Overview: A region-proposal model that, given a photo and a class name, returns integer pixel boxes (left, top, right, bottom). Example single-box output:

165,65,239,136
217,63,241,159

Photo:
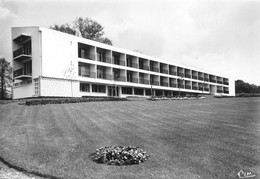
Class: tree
0,58,12,99
64,61,76,97
50,17,113,45
235,80,260,94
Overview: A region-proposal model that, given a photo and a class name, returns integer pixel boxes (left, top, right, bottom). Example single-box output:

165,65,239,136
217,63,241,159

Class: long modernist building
12,26,235,99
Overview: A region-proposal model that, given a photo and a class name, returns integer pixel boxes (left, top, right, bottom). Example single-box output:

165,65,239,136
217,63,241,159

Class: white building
12,26,235,99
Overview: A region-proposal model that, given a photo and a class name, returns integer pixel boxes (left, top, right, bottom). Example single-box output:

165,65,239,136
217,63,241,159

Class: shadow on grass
0,156,62,179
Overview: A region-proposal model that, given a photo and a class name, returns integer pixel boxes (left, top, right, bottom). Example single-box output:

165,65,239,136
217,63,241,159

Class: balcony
198,77,204,81
217,81,223,84
13,34,31,43
170,83,177,88
139,79,150,85
217,90,223,93
199,87,203,91
79,72,96,78
160,82,168,87
13,68,32,80
204,78,209,82
13,47,31,61
204,88,209,91
150,66,159,72
127,77,138,83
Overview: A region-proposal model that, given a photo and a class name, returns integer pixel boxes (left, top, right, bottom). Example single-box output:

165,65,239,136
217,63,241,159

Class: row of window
80,83,106,93
78,43,229,85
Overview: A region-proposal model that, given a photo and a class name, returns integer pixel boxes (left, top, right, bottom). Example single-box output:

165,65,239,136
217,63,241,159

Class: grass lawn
0,98,259,179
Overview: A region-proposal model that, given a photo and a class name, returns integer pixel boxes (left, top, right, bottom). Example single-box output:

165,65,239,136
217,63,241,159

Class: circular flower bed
90,146,149,165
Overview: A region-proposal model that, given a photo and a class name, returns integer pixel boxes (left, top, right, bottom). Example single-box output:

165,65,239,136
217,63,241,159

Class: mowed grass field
0,97,259,179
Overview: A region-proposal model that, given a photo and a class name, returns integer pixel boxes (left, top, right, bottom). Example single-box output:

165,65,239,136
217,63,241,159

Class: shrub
90,146,149,166
25,97,127,106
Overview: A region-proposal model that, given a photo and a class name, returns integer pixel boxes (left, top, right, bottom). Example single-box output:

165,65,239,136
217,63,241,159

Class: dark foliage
50,17,113,45
90,146,149,166
235,80,260,94
0,58,12,100
25,97,127,106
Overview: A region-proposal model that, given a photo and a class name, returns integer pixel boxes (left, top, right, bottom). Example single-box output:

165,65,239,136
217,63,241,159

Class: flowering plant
90,146,149,165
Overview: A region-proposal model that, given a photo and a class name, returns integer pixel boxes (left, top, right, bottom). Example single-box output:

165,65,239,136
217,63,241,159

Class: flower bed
25,97,127,106
90,146,149,166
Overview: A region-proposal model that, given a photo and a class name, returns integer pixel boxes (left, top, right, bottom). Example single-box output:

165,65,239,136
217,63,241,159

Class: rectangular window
122,87,132,95
34,78,39,95
145,89,151,96
80,83,90,92
92,84,106,93
134,88,144,95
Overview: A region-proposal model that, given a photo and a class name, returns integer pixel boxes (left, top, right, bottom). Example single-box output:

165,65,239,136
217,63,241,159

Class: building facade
12,26,235,99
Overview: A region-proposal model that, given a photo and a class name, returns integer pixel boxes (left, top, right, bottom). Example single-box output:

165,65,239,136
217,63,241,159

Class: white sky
0,0,259,85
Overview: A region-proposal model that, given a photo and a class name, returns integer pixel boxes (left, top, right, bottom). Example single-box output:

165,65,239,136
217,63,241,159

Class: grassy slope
0,98,259,179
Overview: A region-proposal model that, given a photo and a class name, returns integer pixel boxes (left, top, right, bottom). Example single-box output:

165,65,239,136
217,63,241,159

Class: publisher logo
238,170,256,178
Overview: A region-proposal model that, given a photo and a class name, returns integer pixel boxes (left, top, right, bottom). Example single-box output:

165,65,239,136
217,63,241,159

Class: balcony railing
178,84,184,89
80,53,95,60
13,47,31,60
210,79,216,83
224,90,229,94
139,65,149,71
127,63,138,68
151,81,159,86
185,85,191,89
199,87,203,91
204,88,209,91
113,76,126,82
192,75,197,79
97,56,111,63
127,77,138,83
217,81,223,84
161,69,168,74
185,74,191,78
170,71,177,76
204,78,209,82
150,66,159,72
160,82,168,87
112,59,125,66
170,83,177,88
139,79,150,85
97,73,112,80
79,72,96,78
192,86,198,90
217,90,223,93
177,72,184,77
198,77,204,81
13,68,32,79
224,82,229,85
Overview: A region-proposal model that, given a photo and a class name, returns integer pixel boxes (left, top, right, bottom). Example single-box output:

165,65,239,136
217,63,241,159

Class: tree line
235,80,260,94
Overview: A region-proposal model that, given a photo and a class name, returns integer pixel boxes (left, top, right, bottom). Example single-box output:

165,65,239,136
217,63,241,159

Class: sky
0,0,260,85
